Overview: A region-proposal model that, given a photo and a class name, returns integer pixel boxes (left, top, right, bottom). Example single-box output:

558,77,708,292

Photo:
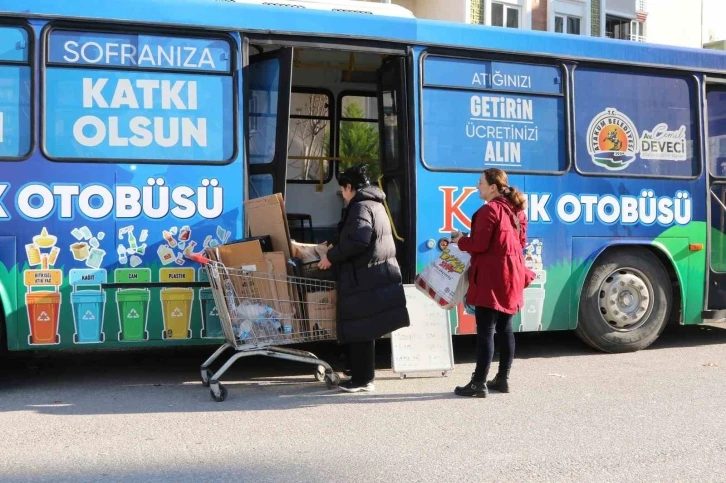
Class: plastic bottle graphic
128,231,138,251
521,239,546,332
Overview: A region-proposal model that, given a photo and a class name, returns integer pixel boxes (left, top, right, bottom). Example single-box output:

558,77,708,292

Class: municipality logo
587,108,640,171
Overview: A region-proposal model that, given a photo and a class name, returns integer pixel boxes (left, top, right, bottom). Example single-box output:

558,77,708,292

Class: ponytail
483,168,527,211
502,186,527,211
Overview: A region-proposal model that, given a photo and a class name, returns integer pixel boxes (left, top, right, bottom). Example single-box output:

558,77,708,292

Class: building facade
360,0,724,48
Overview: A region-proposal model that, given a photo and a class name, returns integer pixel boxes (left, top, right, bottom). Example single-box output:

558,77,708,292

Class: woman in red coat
451,168,528,398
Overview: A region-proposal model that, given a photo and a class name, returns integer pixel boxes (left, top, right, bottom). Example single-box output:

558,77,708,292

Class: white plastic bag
414,244,471,310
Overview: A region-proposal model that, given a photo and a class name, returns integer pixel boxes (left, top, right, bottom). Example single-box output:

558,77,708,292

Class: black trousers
348,340,375,384
473,306,515,382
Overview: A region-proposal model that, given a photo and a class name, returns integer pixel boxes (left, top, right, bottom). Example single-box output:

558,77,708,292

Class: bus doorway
243,39,415,281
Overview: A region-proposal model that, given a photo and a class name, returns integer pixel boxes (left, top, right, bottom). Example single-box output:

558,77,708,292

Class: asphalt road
1,325,726,482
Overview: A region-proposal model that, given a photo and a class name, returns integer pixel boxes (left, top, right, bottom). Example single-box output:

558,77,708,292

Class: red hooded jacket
457,196,528,315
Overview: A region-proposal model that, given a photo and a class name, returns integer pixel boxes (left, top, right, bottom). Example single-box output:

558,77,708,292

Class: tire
576,247,672,353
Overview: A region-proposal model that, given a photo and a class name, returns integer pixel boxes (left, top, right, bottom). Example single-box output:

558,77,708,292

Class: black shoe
454,379,488,398
487,369,510,393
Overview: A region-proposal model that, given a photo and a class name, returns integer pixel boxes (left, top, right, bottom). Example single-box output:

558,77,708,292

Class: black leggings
473,306,515,382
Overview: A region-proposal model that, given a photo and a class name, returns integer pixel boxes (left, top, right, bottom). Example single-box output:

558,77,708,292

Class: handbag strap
499,201,521,236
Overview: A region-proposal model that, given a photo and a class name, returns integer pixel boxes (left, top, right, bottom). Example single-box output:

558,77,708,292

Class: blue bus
0,0,725,355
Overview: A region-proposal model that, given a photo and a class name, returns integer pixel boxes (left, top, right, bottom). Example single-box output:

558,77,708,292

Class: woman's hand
318,254,332,270
451,231,463,244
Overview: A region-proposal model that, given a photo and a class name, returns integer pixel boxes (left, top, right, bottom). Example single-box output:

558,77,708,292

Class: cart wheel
325,373,340,389
314,365,326,382
210,384,228,402
442,372,448,377
73,334,78,344
201,368,213,388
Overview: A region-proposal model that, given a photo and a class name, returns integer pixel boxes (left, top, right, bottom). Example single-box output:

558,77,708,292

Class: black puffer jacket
326,186,410,343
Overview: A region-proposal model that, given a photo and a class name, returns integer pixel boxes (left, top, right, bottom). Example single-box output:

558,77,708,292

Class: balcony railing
605,32,647,42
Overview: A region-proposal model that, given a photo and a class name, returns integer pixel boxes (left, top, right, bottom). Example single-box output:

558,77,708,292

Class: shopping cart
191,254,341,402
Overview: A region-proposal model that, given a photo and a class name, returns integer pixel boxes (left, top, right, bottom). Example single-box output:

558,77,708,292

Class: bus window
248,57,281,166
287,89,332,183
43,30,235,164
574,68,698,178
0,25,32,160
338,93,380,177
420,55,566,173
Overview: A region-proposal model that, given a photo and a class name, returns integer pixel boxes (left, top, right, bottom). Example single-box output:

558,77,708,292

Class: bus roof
6,0,726,73
229,0,414,18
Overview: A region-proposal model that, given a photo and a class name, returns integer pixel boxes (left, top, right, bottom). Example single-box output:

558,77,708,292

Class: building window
591,0,601,37
491,2,520,28
605,15,632,40
631,20,646,41
470,0,484,24
555,15,582,35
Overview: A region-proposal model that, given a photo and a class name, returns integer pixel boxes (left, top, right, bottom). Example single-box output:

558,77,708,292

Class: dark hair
483,168,527,210
338,164,371,190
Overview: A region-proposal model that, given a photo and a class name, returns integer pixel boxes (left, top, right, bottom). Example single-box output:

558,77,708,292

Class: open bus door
245,45,293,201
705,80,726,318
376,54,413,282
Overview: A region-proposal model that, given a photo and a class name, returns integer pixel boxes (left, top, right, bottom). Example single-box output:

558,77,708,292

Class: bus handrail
377,175,405,242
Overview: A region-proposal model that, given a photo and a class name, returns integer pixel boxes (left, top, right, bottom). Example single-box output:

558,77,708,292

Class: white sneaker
339,381,375,393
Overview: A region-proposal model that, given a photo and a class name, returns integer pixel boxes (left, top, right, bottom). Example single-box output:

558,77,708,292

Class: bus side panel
0,237,17,349
415,168,576,334
4,26,245,350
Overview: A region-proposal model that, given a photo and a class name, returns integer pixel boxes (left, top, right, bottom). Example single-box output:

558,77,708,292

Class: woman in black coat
318,165,410,393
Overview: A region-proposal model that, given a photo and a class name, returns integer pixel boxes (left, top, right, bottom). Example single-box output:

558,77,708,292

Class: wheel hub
598,269,653,331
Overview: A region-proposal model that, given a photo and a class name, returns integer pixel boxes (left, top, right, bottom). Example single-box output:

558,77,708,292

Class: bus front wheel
577,247,672,353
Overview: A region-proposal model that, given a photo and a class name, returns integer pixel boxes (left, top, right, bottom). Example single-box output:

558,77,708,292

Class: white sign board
391,286,455,377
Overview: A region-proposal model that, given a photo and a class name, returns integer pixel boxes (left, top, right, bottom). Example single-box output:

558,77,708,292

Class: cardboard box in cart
205,193,338,335
245,194,293,263
205,240,295,320
246,194,338,321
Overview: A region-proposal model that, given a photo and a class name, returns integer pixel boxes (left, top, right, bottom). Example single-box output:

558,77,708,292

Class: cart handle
186,253,211,264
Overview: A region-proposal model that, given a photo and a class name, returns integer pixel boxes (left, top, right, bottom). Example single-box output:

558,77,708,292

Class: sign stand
391,286,455,378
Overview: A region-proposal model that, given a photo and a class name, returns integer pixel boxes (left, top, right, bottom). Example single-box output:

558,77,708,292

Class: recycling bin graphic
24,269,64,345
114,268,152,342
198,267,223,338
69,269,107,344
26,292,61,345
521,270,547,332
160,268,196,340
116,289,150,341
161,288,194,339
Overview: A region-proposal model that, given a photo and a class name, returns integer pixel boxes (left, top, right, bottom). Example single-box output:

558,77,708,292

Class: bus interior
247,42,414,280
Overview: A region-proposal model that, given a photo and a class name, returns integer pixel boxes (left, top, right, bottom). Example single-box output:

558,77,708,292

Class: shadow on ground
0,324,724,416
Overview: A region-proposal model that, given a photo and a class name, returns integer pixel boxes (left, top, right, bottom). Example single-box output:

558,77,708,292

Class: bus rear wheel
577,247,672,353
